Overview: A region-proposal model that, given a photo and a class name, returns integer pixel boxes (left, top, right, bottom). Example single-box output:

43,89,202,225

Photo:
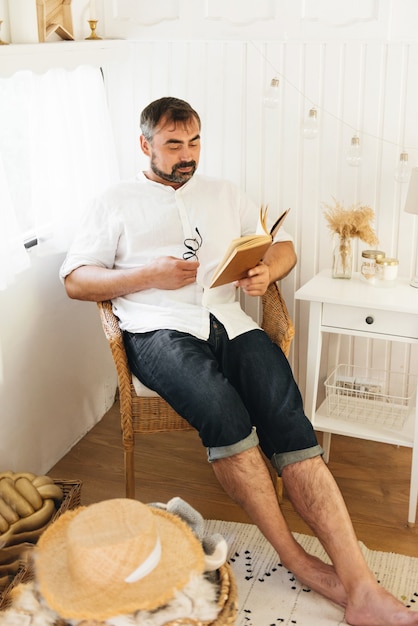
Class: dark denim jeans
123,315,322,474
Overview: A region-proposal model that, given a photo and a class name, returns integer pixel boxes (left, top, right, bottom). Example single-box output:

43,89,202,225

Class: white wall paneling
301,0,379,25
111,0,180,25
102,0,403,41
205,0,276,24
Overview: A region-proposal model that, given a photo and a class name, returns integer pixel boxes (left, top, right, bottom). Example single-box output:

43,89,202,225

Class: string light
394,151,410,183
251,40,418,154
346,135,362,167
303,107,319,139
256,44,417,179
263,77,280,108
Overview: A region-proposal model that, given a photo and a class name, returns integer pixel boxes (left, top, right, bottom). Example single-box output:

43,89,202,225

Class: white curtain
0,152,30,290
0,65,119,287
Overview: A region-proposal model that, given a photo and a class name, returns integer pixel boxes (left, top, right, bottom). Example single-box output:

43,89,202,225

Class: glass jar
375,257,399,286
360,250,386,284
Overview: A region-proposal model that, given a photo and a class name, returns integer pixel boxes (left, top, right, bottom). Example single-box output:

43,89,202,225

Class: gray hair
140,97,201,141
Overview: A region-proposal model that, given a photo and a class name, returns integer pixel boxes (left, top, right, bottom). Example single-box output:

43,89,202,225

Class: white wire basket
324,364,417,430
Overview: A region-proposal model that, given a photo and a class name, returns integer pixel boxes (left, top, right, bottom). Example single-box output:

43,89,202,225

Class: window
0,65,119,288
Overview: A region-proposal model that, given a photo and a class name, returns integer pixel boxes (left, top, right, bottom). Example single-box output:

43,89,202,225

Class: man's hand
235,241,297,297
236,262,270,296
151,256,199,290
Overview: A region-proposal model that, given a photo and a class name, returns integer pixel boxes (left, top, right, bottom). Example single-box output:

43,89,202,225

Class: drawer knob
365,316,374,325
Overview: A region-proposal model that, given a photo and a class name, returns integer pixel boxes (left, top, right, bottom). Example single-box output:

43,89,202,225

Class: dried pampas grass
323,198,379,246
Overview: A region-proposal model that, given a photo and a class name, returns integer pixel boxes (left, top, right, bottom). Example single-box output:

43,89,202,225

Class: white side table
295,269,418,525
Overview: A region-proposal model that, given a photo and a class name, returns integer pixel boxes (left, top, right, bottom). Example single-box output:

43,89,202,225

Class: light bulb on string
263,77,280,108
394,151,410,183
303,107,319,139
346,134,362,167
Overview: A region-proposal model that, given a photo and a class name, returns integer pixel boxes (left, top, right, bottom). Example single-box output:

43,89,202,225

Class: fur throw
0,574,220,626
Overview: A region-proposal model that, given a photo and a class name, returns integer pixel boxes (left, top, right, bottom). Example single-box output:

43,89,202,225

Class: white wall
0,251,116,473
1,0,417,473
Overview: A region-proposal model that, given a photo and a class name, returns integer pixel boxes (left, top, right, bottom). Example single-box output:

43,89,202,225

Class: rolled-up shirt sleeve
59,196,119,283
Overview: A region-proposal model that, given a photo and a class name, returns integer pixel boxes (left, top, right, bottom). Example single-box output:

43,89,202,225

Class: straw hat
35,498,205,620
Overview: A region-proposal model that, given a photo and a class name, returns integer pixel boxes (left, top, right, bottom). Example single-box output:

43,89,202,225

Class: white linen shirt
59,172,292,340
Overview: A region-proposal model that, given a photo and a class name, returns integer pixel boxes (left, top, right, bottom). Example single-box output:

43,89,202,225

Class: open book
210,207,290,288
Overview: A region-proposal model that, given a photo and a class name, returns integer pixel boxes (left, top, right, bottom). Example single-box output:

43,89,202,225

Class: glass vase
332,236,353,279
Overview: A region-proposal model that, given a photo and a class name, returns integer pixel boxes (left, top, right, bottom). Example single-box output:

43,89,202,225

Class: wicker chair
97,282,295,499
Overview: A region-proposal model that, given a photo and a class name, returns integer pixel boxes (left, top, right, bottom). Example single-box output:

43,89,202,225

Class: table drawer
322,303,418,339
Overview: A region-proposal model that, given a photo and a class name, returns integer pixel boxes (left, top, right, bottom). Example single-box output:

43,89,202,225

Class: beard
150,157,197,184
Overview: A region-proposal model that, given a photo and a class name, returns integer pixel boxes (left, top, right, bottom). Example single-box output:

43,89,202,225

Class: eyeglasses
183,227,202,260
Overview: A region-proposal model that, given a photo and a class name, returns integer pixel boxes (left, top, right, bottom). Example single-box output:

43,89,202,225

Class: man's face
140,116,201,188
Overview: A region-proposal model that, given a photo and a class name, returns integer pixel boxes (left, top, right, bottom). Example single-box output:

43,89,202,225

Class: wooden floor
49,400,418,558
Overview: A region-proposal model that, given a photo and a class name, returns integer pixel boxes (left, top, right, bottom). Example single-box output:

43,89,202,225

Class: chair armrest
261,283,295,358
97,300,133,405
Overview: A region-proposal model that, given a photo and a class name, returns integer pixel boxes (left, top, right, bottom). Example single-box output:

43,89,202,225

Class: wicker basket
0,478,82,610
0,561,237,625
208,562,238,626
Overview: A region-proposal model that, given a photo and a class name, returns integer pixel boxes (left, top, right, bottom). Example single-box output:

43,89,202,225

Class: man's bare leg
212,447,418,626
282,455,418,626
212,447,347,605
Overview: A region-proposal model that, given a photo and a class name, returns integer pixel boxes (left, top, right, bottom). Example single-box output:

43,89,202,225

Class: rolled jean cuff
271,444,324,476
207,426,259,462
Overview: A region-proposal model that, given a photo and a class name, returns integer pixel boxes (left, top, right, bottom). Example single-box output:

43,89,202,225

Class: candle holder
85,19,102,40
0,20,9,45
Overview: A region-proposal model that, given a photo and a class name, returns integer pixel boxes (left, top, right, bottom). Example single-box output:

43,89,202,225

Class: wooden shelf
0,39,129,76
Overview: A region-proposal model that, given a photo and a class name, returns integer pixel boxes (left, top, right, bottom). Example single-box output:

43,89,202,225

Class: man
60,97,418,626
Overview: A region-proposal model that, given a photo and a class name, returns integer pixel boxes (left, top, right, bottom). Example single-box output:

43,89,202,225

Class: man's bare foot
285,552,347,608
345,582,418,626
289,552,418,625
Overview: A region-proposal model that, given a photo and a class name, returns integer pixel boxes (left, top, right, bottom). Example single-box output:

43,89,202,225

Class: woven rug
205,519,418,626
